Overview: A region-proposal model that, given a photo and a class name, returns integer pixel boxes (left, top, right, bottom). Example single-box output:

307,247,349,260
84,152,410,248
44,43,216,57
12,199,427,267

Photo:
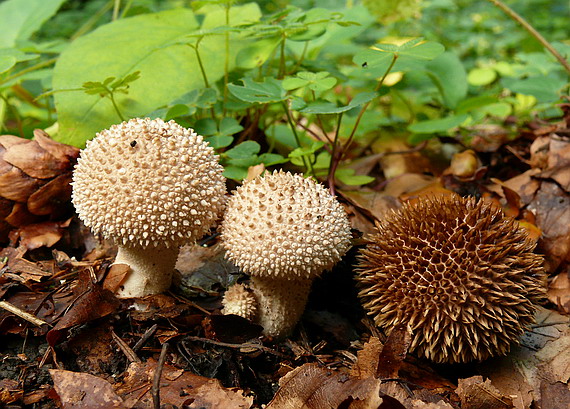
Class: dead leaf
0,378,22,404
266,363,383,409
456,376,513,409
548,271,570,314
3,139,62,179
115,359,253,408
350,337,383,380
103,264,130,293
480,308,570,409
49,369,127,409
339,189,400,222
376,325,412,379
17,219,70,250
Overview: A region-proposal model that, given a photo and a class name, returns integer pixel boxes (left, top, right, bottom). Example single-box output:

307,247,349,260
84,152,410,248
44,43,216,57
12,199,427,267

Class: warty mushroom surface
72,117,226,298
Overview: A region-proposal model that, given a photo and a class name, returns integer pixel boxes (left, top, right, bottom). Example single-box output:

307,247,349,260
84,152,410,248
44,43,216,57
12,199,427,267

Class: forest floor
1,109,570,409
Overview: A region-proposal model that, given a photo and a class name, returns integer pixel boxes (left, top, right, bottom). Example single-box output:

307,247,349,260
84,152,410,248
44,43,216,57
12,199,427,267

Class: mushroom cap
72,118,226,248
221,170,351,280
356,194,546,364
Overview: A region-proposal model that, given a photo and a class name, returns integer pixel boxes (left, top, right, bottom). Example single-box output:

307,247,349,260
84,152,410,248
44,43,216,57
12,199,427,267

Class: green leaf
353,38,445,76
503,76,565,103
0,0,66,48
425,52,467,109
206,135,234,149
165,104,189,120
219,117,243,136
228,77,286,103
258,152,287,166
225,140,261,159
236,37,280,69
223,166,249,181
468,67,497,86
407,114,469,134
335,168,374,186
283,71,337,92
299,91,376,114
0,55,17,74
53,6,260,147
194,118,217,136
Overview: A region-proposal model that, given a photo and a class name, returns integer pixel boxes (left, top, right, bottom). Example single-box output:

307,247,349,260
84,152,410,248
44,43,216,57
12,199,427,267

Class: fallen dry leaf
547,271,570,314
456,376,513,409
266,363,383,409
115,358,253,408
480,308,570,409
50,369,127,409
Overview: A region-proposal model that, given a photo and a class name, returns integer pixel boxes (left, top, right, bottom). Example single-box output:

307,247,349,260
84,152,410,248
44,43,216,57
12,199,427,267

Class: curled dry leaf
0,131,79,246
547,271,570,314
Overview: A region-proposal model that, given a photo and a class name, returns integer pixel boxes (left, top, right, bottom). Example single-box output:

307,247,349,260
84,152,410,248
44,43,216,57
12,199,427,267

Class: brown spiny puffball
72,118,226,298
221,170,352,337
355,194,546,364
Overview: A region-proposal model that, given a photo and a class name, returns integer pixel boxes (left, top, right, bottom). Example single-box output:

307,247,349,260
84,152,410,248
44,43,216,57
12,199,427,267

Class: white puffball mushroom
221,170,352,337
72,117,226,298
221,283,257,320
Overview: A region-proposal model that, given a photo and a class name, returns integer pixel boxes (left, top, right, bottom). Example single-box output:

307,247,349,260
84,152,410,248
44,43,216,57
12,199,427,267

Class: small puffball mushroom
221,283,257,320
356,194,547,363
72,118,226,298
221,170,352,337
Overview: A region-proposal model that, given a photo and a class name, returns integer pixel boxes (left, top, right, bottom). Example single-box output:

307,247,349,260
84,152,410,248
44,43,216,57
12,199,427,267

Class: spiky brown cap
356,194,546,364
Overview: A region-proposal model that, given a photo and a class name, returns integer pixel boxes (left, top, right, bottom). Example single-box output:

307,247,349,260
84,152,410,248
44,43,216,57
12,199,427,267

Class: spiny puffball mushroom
355,194,546,364
221,170,352,337
72,117,226,298
221,283,257,321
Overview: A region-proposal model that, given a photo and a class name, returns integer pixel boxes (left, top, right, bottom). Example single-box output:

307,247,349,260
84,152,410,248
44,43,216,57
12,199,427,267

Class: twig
184,335,290,359
111,330,141,363
133,323,159,352
487,0,570,75
152,342,169,409
0,301,48,327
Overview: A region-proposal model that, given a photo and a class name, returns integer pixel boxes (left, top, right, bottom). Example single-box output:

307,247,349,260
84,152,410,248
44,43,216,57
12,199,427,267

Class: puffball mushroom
72,118,226,298
221,170,352,337
356,194,546,364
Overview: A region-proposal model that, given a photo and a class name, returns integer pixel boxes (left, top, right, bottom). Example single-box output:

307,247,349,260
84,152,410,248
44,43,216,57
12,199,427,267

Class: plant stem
223,3,231,115
112,0,120,20
193,41,210,88
108,92,125,121
278,37,286,79
338,54,398,164
0,94,24,137
487,0,570,75
327,113,343,195
281,101,311,173
1,58,57,85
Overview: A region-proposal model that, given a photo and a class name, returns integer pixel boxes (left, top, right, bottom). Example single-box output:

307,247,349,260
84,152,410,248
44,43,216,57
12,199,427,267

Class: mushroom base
114,245,179,298
250,276,312,338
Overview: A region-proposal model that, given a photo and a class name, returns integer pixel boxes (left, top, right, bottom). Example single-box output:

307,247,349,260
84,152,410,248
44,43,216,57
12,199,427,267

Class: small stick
152,342,169,409
0,300,48,327
184,335,290,359
132,323,158,352
111,330,141,363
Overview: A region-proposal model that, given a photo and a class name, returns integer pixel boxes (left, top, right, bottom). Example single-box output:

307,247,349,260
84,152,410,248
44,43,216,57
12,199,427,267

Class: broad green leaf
283,71,337,92
225,140,261,159
223,166,249,181
53,6,260,147
165,104,189,120
353,39,444,76
228,77,286,103
219,117,243,136
456,95,499,114
299,91,376,114
408,114,469,134
0,55,17,74
425,52,467,109
503,76,565,103
468,67,497,86
0,0,66,48
206,134,234,149
258,152,287,166
194,118,217,136
236,38,280,69
335,168,374,186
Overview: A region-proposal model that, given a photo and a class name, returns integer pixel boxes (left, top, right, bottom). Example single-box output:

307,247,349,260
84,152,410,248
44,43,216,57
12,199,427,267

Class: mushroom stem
249,276,313,338
114,245,179,298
